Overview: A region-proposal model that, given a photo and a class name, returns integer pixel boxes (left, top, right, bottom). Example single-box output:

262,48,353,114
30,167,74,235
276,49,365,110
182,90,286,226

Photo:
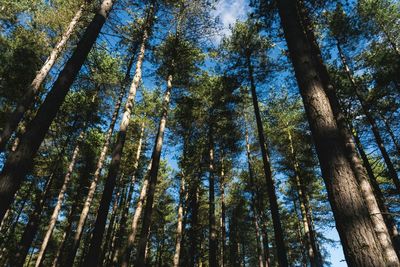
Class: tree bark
246,55,288,266
134,73,173,266
173,174,185,267
34,131,84,267
82,7,152,265
220,160,226,267
0,0,115,222
337,43,400,193
277,0,399,265
0,3,86,152
207,131,218,267
119,159,152,267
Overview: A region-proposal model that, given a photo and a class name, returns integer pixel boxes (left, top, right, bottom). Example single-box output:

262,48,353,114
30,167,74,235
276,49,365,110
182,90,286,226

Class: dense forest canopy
0,0,399,266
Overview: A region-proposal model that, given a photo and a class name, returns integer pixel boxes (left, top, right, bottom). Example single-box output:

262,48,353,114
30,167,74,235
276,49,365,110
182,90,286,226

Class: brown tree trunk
173,174,185,267
119,159,152,267
286,127,321,267
0,3,86,152
134,73,173,266
208,132,218,267
220,160,226,267
337,43,400,193
82,6,153,264
378,113,400,157
35,131,84,267
189,175,201,267
0,0,115,222
246,55,288,266
111,122,145,265
277,0,399,265
64,72,128,267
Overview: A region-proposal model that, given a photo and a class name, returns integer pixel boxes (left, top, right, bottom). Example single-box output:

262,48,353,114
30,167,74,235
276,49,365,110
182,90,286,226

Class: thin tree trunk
277,0,398,265
82,7,153,265
119,159,152,267
337,43,400,193
173,174,185,267
378,113,400,156
134,73,173,266
34,131,84,267
0,0,115,222
111,122,145,265
0,3,86,152
286,127,321,267
246,55,288,266
64,74,128,267
220,158,226,267
189,176,200,267
208,132,218,267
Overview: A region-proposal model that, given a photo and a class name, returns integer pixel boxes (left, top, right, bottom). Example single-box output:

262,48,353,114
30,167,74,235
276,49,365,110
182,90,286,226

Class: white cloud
212,0,248,43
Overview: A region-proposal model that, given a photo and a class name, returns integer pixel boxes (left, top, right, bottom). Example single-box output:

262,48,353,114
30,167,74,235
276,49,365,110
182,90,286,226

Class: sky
210,0,348,266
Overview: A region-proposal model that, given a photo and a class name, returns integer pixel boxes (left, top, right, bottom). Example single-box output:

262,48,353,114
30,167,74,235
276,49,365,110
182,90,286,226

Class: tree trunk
246,55,288,266
173,174,185,267
208,132,218,267
277,0,399,265
10,175,53,267
134,73,173,266
111,122,145,265
34,131,84,267
287,127,321,267
82,7,152,265
0,3,86,152
189,175,201,267
119,159,152,267
337,43,400,193
220,162,226,267
0,0,115,222
378,113,400,157
64,72,128,267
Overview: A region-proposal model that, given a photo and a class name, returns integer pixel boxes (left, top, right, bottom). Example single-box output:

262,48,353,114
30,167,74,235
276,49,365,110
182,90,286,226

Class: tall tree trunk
351,124,400,253
111,122,145,265
208,132,218,267
246,55,288,266
378,113,400,157
82,7,153,265
244,128,266,267
0,3,86,152
119,159,152,267
277,0,399,265
286,127,321,267
0,0,115,222
220,161,226,267
134,73,173,266
189,175,200,267
173,174,185,267
10,175,53,267
337,43,400,193
64,71,128,267
34,131,84,267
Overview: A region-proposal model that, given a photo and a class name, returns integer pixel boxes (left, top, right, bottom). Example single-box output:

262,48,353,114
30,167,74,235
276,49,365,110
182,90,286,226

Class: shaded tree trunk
220,160,226,267
134,73,173,266
208,132,218,267
173,174,185,267
246,55,288,266
0,0,115,222
277,0,399,265
34,131,84,267
82,6,152,264
337,43,400,193
0,3,86,152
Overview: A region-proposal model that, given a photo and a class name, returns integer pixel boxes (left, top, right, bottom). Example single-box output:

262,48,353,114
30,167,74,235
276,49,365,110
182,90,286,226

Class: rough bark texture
134,74,173,266
246,55,288,266
220,161,226,267
34,131,84,267
82,10,151,265
277,0,398,265
0,3,86,152
0,0,115,222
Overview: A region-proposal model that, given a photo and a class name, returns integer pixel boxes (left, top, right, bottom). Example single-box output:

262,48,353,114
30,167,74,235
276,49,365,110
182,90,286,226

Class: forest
0,0,399,266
